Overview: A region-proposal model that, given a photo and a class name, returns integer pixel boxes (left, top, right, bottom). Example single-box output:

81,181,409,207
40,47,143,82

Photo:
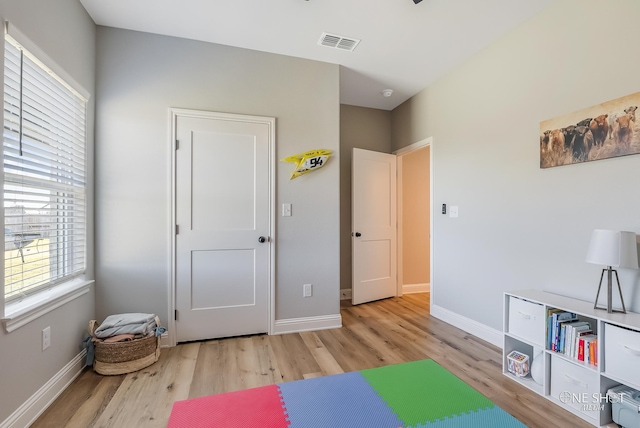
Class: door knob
258,236,267,243
352,232,362,237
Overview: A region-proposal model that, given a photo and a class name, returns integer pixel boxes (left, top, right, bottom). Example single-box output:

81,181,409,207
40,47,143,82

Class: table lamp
586,229,639,313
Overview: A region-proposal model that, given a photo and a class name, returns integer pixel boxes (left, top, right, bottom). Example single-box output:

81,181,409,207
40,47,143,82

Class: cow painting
540,91,640,168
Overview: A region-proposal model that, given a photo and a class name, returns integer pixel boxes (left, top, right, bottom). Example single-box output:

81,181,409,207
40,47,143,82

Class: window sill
2,278,94,333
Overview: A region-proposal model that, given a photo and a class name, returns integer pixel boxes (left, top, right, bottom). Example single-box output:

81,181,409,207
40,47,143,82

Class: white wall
0,0,96,422
391,0,640,331
94,28,340,328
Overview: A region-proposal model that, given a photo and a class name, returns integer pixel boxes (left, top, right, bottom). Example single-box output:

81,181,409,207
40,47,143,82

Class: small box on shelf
507,350,530,377
607,385,640,428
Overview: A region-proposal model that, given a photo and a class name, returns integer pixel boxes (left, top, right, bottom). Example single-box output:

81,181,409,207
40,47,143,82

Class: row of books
547,309,598,366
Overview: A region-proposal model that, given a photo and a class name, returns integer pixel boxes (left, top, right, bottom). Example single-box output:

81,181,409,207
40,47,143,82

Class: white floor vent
318,32,360,51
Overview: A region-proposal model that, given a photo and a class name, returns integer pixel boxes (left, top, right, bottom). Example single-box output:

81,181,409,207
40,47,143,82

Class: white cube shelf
503,289,640,427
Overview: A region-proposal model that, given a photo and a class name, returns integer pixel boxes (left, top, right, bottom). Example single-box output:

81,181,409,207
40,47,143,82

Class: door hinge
175,139,179,150
175,225,179,235
174,310,178,321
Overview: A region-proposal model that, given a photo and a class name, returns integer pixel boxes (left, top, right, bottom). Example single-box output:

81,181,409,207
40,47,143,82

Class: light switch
282,203,292,217
449,206,458,218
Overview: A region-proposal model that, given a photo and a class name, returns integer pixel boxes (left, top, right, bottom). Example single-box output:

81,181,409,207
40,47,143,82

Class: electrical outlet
42,326,51,351
303,283,312,298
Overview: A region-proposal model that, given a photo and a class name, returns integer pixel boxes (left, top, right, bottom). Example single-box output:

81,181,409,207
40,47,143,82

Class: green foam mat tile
360,360,494,427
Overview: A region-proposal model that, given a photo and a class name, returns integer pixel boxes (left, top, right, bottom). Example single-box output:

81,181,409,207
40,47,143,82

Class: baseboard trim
273,314,342,335
340,289,352,300
402,283,430,294
430,304,502,348
0,349,87,428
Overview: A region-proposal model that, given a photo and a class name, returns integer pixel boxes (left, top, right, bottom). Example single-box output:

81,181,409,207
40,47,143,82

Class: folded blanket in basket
103,333,136,343
94,313,157,339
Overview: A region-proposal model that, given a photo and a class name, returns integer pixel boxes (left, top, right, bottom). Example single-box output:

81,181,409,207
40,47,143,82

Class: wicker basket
89,316,161,375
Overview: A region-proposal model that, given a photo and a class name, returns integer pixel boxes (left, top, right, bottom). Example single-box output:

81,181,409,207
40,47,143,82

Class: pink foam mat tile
167,384,289,428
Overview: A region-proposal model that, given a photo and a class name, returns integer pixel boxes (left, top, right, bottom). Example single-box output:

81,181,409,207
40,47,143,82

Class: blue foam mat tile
411,406,527,428
278,371,403,428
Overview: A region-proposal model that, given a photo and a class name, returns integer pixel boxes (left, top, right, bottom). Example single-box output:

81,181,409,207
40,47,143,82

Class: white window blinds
3,35,87,302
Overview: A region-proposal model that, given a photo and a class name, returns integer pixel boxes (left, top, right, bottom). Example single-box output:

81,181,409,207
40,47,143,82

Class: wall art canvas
540,91,640,168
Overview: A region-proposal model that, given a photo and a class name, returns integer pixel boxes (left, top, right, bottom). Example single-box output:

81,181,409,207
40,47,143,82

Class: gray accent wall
339,105,392,293
0,0,95,422
94,28,340,327
391,0,640,331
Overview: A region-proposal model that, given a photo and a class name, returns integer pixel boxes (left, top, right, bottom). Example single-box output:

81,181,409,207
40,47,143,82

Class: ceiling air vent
318,32,360,52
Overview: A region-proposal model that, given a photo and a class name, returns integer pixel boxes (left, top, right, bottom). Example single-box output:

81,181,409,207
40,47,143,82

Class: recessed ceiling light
382,89,393,97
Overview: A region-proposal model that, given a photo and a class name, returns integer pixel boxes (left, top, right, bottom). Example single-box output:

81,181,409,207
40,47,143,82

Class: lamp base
593,267,626,314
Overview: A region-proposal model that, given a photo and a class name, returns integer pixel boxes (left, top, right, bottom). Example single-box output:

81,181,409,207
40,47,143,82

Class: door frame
168,108,276,347
393,137,433,306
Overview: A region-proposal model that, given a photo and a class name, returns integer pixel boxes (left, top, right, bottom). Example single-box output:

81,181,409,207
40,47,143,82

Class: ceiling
79,0,557,111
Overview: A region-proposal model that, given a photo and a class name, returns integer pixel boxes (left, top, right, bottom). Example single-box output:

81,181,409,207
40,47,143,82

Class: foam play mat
168,359,526,427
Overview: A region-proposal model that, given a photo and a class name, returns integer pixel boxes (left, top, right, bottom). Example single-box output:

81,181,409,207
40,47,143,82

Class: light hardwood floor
32,294,592,428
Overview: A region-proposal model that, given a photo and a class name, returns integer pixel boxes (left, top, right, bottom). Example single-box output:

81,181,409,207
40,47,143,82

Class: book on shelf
549,311,577,351
546,308,562,349
559,324,566,353
557,319,584,354
588,339,598,366
563,323,572,356
573,330,594,360
577,334,597,362
564,322,590,357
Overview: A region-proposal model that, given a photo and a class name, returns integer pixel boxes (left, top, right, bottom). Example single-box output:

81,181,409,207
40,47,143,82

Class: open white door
352,148,397,305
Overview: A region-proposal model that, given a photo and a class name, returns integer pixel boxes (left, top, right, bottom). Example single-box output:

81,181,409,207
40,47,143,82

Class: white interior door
174,111,273,342
352,148,397,305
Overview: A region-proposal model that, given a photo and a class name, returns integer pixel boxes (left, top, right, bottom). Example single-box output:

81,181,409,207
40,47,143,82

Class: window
3,33,87,302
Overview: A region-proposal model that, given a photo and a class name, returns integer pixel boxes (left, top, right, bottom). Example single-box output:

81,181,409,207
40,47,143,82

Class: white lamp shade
586,229,639,269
